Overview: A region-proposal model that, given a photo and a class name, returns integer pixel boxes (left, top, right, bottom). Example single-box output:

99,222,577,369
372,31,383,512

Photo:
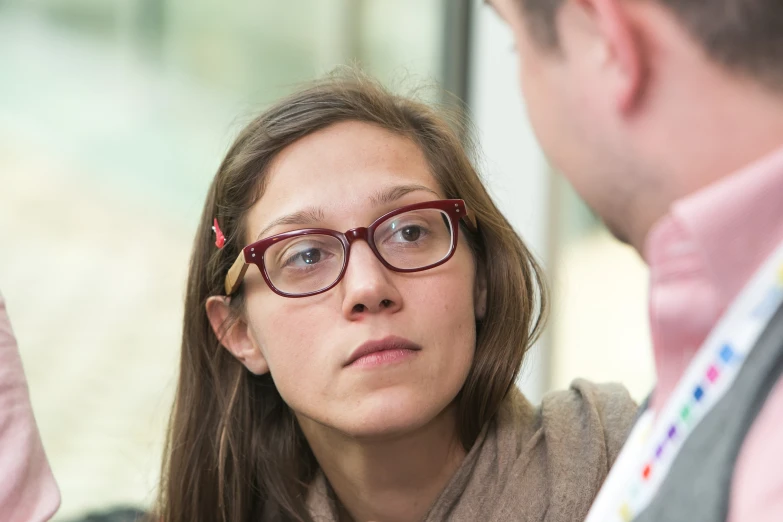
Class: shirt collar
647,145,783,309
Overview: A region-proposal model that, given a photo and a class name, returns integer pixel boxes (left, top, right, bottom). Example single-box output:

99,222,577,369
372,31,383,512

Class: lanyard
585,241,783,522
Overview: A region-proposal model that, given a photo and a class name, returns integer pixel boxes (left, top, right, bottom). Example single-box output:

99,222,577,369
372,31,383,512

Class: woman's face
230,121,483,439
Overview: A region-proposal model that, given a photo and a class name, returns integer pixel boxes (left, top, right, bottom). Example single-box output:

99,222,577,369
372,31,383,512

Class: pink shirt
645,146,783,521
0,292,60,521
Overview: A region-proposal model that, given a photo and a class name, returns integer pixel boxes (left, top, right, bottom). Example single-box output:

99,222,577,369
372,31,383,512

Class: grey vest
634,303,783,522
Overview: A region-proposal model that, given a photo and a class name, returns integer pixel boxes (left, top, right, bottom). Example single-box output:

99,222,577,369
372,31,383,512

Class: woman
156,72,637,522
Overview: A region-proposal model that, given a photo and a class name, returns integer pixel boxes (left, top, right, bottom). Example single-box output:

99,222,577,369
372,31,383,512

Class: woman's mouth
344,335,422,368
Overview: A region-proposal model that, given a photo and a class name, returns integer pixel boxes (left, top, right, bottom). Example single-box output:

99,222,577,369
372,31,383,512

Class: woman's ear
474,262,488,321
205,296,269,375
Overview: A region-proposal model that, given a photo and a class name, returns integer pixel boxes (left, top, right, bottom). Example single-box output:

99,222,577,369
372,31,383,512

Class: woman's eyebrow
256,207,325,240
369,184,440,206
256,184,440,240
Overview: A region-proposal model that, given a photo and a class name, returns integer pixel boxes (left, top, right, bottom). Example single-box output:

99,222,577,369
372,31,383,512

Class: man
487,0,783,520
0,291,60,521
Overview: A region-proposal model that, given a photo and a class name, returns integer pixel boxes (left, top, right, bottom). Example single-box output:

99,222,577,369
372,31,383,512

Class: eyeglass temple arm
225,251,249,295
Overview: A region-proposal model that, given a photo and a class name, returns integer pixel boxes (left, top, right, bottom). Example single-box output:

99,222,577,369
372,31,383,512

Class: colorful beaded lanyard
585,241,783,522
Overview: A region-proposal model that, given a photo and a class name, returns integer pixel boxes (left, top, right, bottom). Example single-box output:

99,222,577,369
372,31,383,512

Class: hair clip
212,218,226,249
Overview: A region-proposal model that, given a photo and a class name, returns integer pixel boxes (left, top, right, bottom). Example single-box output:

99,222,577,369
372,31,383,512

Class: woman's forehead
246,121,443,239
265,121,434,194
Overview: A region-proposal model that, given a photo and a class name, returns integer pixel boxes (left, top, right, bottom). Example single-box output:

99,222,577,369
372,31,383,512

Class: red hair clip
212,218,226,249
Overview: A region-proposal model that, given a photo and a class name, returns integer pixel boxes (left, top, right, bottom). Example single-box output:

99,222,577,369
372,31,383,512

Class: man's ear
474,262,488,321
205,296,269,375
573,0,647,112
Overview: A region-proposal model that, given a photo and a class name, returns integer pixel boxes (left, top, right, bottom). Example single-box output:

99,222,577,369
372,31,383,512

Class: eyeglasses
224,199,476,297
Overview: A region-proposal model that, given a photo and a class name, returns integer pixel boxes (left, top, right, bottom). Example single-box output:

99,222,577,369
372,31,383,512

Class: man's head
489,0,783,250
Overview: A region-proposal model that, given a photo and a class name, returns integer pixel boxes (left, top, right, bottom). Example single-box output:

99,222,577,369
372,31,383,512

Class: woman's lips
344,335,422,368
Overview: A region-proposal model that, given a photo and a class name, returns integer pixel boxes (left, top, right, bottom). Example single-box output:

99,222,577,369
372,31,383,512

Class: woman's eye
383,220,430,245
298,249,322,264
283,247,325,268
398,226,422,242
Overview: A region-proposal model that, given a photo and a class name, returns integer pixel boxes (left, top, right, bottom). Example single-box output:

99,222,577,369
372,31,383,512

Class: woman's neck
299,404,467,522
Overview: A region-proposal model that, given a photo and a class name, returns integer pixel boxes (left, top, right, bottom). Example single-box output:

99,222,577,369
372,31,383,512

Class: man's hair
519,0,783,91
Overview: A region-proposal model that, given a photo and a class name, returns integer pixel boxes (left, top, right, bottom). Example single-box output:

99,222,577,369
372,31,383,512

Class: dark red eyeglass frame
224,199,477,297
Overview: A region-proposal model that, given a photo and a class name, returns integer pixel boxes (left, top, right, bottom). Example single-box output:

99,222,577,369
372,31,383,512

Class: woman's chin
326,391,456,440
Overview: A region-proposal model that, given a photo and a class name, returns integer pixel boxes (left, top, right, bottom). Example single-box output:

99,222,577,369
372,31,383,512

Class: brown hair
155,71,547,522
518,0,783,90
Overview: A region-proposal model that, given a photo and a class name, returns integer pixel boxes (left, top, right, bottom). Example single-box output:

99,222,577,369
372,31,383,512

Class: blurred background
0,0,653,519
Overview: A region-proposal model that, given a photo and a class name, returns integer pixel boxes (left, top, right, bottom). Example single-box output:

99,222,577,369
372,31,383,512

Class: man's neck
627,73,783,255
299,404,466,522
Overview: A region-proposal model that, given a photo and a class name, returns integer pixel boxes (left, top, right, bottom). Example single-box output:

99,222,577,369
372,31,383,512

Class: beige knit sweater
306,379,637,522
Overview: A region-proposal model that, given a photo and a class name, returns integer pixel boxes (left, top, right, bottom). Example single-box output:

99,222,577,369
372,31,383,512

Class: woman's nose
340,241,402,319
